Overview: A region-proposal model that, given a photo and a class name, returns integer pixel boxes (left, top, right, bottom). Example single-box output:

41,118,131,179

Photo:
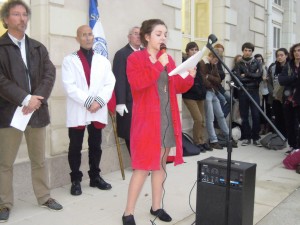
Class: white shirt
8,33,31,105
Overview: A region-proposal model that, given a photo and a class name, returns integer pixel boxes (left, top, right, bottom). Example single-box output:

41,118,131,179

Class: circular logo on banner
94,37,108,58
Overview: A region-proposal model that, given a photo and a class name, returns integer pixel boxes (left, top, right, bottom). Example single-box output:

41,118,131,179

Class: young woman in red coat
122,19,196,225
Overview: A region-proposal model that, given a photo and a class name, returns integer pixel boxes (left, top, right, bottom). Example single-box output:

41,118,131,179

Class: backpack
182,132,200,156
260,133,287,150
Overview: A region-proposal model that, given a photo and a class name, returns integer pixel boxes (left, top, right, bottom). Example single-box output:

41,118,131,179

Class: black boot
70,181,82,196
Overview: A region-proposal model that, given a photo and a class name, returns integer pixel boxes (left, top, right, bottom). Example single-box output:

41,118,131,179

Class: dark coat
199,56,221,91
278,61,300,105
234,57,262,90
182,63,206,100
112,44,134,139
127,49,193,169
0,32,55,128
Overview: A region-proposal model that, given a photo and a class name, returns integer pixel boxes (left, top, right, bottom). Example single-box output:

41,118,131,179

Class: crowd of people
183,40,300,158
1,0,300,225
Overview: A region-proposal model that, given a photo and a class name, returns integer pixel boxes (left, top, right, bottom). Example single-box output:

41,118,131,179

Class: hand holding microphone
158,43,169,68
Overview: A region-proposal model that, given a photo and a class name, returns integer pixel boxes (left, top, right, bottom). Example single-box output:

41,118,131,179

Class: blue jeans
205,91,229,143
216,91,230,118
238,89,260,140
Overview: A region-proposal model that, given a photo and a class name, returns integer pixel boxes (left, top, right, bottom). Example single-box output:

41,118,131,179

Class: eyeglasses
130,32,140,36
10,13,29,18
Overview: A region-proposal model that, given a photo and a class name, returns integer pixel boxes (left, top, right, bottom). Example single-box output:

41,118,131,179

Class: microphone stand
205,34,286,225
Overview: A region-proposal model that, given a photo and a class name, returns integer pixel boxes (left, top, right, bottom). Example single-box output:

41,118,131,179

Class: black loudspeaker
196,157,256,225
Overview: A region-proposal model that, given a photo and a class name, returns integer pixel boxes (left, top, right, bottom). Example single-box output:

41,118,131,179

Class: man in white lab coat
62,25,115,196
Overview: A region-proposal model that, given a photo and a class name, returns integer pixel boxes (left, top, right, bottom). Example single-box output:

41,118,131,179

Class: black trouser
283,102,300,148
239,89,260,140
272,100,286,137
68,124,102,182
260,94,272,124
125,139,131,156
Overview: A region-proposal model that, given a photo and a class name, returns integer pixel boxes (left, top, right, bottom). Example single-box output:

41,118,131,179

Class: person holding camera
278,43,300,154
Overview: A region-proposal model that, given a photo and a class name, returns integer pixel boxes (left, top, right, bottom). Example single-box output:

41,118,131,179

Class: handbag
182,132,200,156
283,149,300,170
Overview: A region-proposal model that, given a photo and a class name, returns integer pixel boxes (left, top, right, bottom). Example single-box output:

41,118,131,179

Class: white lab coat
62,52,115,127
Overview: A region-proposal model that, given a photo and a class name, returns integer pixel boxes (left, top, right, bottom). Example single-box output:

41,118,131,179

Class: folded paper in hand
10,106,33,131
168,46,207,78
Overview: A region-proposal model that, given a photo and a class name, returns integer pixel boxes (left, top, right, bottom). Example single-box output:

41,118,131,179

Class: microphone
206,34,218,48
160,43,167,71
160,43,167,53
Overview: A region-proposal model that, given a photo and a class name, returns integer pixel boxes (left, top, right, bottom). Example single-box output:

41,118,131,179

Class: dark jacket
182,63,206,100
278,61,300,104
199,56,221,92
112,44,134,139
216,60,226,93
267,61,287,103
234,57,262,90
0,32,55,128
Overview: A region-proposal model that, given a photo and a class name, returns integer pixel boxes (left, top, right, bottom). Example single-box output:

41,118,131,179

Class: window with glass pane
195,0,210,40
0,2,5,36
182,0,191,37
182,0,211,52
273,26,281,61
274,0,281,6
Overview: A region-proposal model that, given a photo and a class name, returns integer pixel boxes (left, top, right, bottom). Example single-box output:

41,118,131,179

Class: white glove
116,104,128,116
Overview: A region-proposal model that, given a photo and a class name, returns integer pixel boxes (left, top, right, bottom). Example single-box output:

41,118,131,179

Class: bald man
62,25,115,196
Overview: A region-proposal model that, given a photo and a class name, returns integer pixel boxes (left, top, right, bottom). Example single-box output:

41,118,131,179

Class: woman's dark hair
274,48,289,75
275,48,289,63
289,43,300,62
140,19,166,47
233,54,242,64
0,0,31,29
276,48,289,57
254,53,264,64
241,42,255,52
185,42,198,53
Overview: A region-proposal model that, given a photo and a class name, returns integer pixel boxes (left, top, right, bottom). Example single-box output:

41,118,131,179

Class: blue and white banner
89,0,108,58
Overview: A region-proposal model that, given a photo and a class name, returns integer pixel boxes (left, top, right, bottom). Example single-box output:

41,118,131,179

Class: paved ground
3,142,300,225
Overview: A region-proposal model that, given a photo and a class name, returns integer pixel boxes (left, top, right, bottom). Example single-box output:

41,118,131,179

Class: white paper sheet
10,106,33,131
168,46,207,78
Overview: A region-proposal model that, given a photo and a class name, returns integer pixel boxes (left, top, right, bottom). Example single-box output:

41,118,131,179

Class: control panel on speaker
199,163,244,189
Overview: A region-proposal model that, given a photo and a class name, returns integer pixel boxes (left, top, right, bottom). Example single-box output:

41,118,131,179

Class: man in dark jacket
235,42,263,146
112,26,141,155
0,0,62,222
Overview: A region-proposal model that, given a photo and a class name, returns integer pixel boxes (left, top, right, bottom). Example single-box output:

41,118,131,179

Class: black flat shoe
122,214,136,225
90,177,112,190
202,143,213,151
150,208,172,222
70,181,82,196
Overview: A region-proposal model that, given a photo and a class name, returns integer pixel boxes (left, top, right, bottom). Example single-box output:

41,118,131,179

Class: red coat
127,49,194,170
